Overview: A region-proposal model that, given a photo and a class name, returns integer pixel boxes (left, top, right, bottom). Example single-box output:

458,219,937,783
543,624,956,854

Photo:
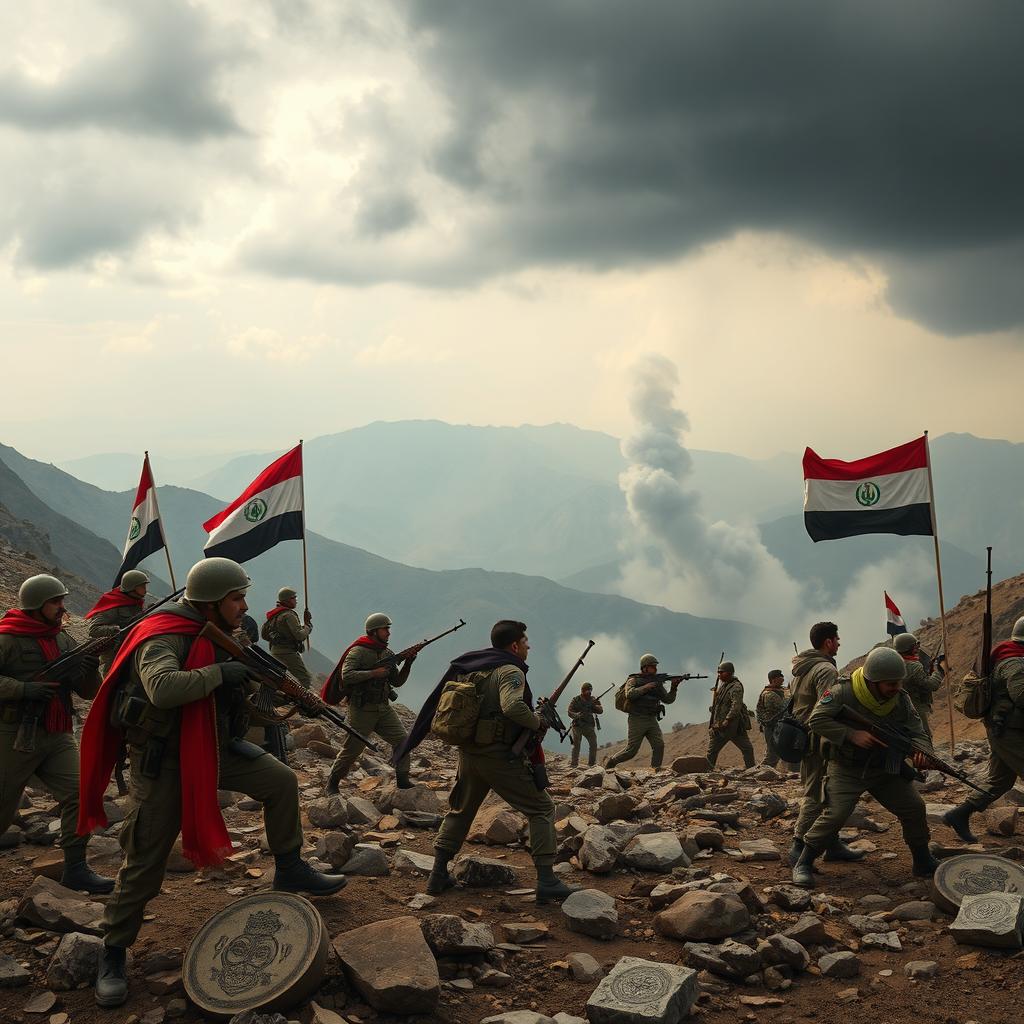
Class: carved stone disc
931,853,1024,914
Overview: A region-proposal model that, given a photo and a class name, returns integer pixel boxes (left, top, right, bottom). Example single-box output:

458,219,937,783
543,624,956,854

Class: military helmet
581,682,593,692
893,632,918,655
185,558,251,603
718,661,735,674
365,612,393,633
863,646,907,682
768,669,784,681
119,569,150,593
19,574,69,611
277,586,298,603
1012,616,1024,642
639,653,659,668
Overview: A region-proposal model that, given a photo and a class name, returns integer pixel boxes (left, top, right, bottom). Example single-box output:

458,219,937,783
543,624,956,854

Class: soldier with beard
706,661,755,768
86,570,150,675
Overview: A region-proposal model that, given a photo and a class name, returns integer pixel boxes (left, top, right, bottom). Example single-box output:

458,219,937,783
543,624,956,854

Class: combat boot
272,849,347,896
395,771,414,790
787,837,804,867
425,853,458,895
791,844,821,888
535,863,580,904
910,844,940,877
94,944,128,1007
823,839,866,862
326,767,344,796
62,852,115,895
942,803,979,844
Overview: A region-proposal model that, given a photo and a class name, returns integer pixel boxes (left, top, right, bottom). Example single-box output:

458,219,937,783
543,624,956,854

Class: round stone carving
184,892,328,1019
958,894,1014,925
609,964,673,1004
931,854,1024,913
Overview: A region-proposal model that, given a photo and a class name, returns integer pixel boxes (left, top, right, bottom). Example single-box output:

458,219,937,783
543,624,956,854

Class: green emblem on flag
243,498,268,523
128,516,141,541
855,481,881,507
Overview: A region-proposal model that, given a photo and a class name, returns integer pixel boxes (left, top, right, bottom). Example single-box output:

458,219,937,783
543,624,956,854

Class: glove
219,662,253,687
21,681,60,702
76,654,101,680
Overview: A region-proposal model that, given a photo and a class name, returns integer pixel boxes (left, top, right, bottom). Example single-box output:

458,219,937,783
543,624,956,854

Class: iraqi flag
885,592,907,637
114,455,165,587
203,445,304,563
802,436,934,542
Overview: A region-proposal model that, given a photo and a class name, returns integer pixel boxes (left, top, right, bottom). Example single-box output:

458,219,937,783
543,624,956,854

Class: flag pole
923,431,954,753
146,451,178,590
299,439,311,650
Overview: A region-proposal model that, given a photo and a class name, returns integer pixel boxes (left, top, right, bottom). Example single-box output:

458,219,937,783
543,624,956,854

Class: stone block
586,956,698,1024
561,888,619,939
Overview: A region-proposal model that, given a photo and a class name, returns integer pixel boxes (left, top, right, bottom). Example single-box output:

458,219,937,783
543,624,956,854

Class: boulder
580,826,620,874
654,890,749,942
345,796,384,828
595,793,637,824
306,796,349,828
375,783,441,815
453,856,517,887
420,914,495,956
17,877,104,935
339,844,390,876
46,931,104,990
818,951,860,979
671,756,711,775
561,888,619,939
468,804,526,845
621,833,689,872
586,956,698,1024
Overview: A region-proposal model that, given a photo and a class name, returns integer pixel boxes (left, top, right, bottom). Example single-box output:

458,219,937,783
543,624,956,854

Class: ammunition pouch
138,737,167,779
473,717,506,746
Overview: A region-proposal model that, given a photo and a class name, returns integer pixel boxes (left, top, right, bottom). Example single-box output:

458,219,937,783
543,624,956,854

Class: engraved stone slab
930,853,1024,914
950,892,1024,949
184,892,327,1019
586,956,697,1024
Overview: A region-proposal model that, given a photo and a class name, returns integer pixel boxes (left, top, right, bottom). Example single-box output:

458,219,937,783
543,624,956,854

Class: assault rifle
592,683,616,731
373,619,467,669
198,623,380,751
646,672,708,686
708,650,726,731
836,703,994,800
980,546,993,678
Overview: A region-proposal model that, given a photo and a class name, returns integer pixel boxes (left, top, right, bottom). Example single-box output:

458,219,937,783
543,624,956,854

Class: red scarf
0,609,72,733
992,640,1024,665
320,635,385,704
265,605,290,620
77,612,232,867
85,589,144,619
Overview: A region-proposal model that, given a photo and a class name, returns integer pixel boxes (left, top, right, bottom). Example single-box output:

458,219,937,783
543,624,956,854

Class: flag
203,445,304,563
802,436,933,542
114,455,165,587
884,591,906,637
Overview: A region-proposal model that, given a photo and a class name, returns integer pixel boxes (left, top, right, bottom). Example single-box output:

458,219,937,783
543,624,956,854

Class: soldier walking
893,632,945,739
706,661,755,768
756,669,790,769
0,575,113,894
567,682,602,767
604,654,678,770
86,570,150,675
261,586,313,688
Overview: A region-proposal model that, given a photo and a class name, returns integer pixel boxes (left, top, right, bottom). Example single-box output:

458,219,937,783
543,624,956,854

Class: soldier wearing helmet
260,585,313,688
567,682,603,768
0,574,110,896
892,633,945,739
792,645,938,888
943,614,1024,845
325,612,424,794
604,653,679,770
86,558,346,1010
706,661,756,769
86,569,151,674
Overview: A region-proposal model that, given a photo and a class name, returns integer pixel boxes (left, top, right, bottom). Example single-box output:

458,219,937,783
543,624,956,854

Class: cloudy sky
2,0,1022,463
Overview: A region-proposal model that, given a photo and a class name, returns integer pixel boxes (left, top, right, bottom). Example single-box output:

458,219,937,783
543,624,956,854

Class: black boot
942,803,979,844
535,863,580,904
94,944,128,1007
823,839,866,862
787,837,804,867
791,844,821,888
326,766,344,796
911,844,940,877
396,772,414,790
425,853,458,895
272,849,347,896
62,853,115,895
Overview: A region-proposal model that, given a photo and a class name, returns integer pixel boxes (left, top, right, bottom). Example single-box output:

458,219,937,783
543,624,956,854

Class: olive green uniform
790,650,838,840
706,677,755,768
88,603,142,674
567,694,602,767
0,631,100,857
328,643,409,780
435,664,556,864
101,602,303,949
964,652,1024,811
900,657,943,739
604,676,676,769
755,685,788,768
803,680,932,850
261,608,312,688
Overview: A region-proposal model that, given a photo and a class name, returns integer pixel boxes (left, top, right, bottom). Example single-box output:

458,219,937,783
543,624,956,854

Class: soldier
706,661,755,768
604,654,678,770
261,586,313,688
893,632,945,739
86,570,150,675
943,615,1024,843
425,620,578,904
567,682,602,768
788,621,864,868
326,613,422,794
0,574,112,895
79,558,346,1009
756,669,789,769
792,646,938,886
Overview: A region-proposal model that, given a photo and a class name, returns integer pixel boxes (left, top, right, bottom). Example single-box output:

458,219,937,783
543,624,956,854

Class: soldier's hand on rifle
404,642,426,662
371,666,389,678
21,681,60,702
912,751,935,771
849,729,887,750
219,662,253,688
76,653,100,680
303,609,313,628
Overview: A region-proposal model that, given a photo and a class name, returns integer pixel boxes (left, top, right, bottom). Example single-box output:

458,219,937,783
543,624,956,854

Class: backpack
430,677,483,747
953,671,991,720
614,679,634,713
771,696,810,762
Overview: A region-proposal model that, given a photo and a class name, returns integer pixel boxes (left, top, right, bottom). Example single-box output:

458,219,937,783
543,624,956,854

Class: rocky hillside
0,537,101,617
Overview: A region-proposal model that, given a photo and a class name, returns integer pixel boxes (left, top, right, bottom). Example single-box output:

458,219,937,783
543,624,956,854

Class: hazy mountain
58,451,255,493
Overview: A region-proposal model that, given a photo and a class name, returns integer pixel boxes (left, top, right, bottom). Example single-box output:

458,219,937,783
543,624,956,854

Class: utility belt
346,684,395,708
269,641,303,653
474,715,513,746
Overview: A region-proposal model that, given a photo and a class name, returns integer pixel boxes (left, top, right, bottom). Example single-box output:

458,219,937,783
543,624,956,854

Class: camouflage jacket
261,608,310,651
0,630,100,703
568,694,603,727
755,685,787,726
341,642,400,706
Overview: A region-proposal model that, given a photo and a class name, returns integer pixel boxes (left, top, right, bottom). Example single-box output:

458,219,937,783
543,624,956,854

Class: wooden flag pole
298,439,311,651
146,451,178,590
923,431,954,753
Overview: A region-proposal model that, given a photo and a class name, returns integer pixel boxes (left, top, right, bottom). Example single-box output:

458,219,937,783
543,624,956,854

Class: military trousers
570,724,598,767
329,701,409,780
759,724,799,771
803,759,930,850
794,750,827,839
965,727,1024,811
435,750,556,865
269,648,312,689
102,744,302,949
605,714,664,769
706,723,756,768
0,725,88,857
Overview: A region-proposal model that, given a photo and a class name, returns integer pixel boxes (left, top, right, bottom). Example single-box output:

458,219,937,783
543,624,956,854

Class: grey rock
453,856,517,887
904,959,939,978
16,876,104,935
847,915,890,936
567,951,604,981
393,849,435,875
861,932,902,951
345,796,384,828
420,914,495,956
682,824,724,850
648,882,691,911
684,939,760,980
818,951,861,979
769,885,813,912
481,1013,555,1024
595,793,637,824
0,951,31,988
654,890,749,941
950,892,1024,949
376,783,441,815
340,844,390,876
552,1014,587,1024
576,767,607,789
890,900,937,921
580,825,620,874
747,792,788,821
586,955,698,1024
561,888,620,940
46,931,104,989
784,914,831,946
621,833,689,872
306,796,349,828
313,832,357,870
756,934,810,971
708,879,764,916
857,894,892,912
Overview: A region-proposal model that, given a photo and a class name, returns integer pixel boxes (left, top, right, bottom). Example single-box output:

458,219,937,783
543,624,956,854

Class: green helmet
277,586,298,603
893,632,918,655
1012,617,1024,642
19,574,69,611
718,661,735,674
185,558,251,603
120,569,150,593
365,612,393,633
581,682,593,692
639,653,658,668
863,647,907,683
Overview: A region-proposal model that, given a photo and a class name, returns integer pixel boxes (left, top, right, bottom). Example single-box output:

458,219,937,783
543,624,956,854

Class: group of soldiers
2,557,1024,1010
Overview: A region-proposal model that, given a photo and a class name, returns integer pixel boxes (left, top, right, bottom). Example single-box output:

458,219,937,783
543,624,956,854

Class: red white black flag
114,454,166,587
884,592,906,637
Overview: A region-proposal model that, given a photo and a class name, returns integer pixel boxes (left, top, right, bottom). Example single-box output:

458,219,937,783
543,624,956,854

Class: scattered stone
847,915,890,936
671,756,711,774
654,890,749,941
950,892,1024,949
376,783,441,816
453,856,517,887
857,894,893,912
345,796,384,828
987,806,1018,837
733,838,780,861
747,793,788,821
769,885,813,912
313,832,357,871
818,951,861,979
420,914,495,956
481,1013,555,1024
567,951,603,981
684,939,761,980
784,914,832,946
595,793,637,824
580,825,620,874
904,959,939,978
648,882,691,911
16,877,104,936
499,922,549,943
586,956,698,1024
468,804,526,845
621,832,689,872
46,932,104,990
682,825,724,850
861,932,902,952
0,951,31,988
708,879,764,916
407,893,435,911
23,990,58,1014
757,933,810,971
561,889,619,940
291,723,329,748
888,900,937,922
836,987,860,1003
306,796,349,828
339,844,390,876
393,849,434,875
30,850,64,881
740,996,785,1008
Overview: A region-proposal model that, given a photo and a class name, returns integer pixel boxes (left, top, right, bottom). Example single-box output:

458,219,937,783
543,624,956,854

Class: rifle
836,703,994,800
980,546,993,677
198,623,380,751
708,650,725,731
592,683,616,731
648,672,708,686
373,619,467,669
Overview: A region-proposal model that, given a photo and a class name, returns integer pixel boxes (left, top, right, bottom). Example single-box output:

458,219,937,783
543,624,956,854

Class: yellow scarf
850,667,899,717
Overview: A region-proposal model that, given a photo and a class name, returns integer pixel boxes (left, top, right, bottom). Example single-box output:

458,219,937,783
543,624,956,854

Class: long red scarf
85,589,143,619
265,605,289,620
992,640,1024,665
320,635,385,704
0,609,72,732
77,612,232,867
